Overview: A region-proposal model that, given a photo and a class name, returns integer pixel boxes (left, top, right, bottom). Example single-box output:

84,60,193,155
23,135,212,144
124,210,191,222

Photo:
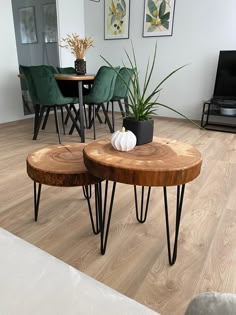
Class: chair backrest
28,65,66,105
19,65,39,104
57,67,76,74
49,66,58,74
87,66,120,103
113,67,135,99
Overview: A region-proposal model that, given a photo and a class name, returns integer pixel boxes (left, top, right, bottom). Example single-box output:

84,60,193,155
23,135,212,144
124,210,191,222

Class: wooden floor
0,114,236,315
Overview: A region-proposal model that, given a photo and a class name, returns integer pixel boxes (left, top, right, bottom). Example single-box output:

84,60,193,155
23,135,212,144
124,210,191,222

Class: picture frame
104,0,130,40
19,6,37,44
143,0,176,37
42,3,58,43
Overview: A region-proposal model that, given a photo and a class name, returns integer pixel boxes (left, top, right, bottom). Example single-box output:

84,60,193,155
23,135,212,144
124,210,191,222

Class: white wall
84,0,236,120
0,1,24,123
57,0,85,67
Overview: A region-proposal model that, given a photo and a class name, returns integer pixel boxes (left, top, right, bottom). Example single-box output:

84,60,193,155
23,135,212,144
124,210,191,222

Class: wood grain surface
83,136,202,186
54,74,95,81
27,143,100,186
18,74,95,81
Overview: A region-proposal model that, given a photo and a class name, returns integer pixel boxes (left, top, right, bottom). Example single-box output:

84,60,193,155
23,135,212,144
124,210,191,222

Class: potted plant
101,42,199,145
60,33,93,75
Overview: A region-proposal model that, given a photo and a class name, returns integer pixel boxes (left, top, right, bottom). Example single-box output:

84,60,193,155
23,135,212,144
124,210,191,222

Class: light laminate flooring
0,114,236,315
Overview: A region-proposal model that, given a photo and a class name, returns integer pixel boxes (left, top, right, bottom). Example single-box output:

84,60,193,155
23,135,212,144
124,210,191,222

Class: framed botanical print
104,0,130,40
19,6,37,44
143,0,176,37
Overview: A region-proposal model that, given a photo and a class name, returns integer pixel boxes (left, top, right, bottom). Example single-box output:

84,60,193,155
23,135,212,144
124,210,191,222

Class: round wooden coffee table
27,143,101,234
83,137,202,265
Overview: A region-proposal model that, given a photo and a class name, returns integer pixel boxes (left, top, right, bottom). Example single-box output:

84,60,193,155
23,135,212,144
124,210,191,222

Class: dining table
18,72,95,142
55,73,95,142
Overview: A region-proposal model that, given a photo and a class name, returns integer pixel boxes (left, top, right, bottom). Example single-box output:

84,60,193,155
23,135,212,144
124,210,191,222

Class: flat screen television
212,50,236,103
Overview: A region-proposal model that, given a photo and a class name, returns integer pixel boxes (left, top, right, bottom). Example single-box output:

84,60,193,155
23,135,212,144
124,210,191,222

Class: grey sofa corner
184,292,236,315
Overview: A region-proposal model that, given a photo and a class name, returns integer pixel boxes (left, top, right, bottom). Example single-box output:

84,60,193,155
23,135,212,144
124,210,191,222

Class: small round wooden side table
83,137,202,265
26,143,101,234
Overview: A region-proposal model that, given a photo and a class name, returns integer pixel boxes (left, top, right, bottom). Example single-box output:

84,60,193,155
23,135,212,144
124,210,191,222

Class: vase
123,118,154,145
74,59,86,75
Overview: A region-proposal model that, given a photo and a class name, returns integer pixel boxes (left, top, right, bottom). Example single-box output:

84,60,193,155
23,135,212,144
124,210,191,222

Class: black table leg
78,81,85,142
134,186,152,223
83,185,100,235
95,181,117,255
34,182,42,222
163,185,185,266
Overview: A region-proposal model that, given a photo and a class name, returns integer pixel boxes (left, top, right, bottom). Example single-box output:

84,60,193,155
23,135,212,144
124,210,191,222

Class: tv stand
213,99,236,106
201,100,236,133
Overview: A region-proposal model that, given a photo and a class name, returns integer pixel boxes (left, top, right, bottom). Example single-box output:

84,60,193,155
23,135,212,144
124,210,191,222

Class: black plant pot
74,59,86,75
123,118,154,145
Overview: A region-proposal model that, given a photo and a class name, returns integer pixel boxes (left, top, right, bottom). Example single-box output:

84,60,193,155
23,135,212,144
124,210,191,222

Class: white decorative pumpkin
111,127,136,151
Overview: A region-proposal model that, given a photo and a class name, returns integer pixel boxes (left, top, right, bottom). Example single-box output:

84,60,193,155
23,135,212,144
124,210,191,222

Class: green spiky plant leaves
101,42,200,128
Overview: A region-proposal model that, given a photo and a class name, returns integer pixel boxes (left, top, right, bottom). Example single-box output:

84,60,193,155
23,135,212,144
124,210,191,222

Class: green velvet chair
70,66,119,140
20,65,81,143
56,67,76,74
40,65,60,131
106,67,134,129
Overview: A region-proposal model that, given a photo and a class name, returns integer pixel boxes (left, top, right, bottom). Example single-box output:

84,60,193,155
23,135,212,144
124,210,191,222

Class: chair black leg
33,105,45,140
95,104,103,124
88,106,92,129
83,104,88,128
60,107,66,135
41,107,51,130
118,99,125,117
93,105,96,140
54,106,61,144
106,101,110,118
68,105,82,135
64,104,81,137
34,182,42,222
124,96,129,115
100,103,114,133
33,104,40,140
64,104,73,125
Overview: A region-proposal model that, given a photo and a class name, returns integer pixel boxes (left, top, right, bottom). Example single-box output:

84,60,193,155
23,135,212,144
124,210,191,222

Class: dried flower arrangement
60,33,94,60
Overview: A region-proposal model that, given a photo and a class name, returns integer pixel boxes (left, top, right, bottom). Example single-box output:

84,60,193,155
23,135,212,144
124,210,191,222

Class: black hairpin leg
163,184,185,266
134,186,152,223
34,182,42,222
96,180,117,255
83,185,100,235
82,185,92,199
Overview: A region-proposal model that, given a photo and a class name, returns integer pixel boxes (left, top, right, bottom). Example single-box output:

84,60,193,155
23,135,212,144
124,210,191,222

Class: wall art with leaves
104,0,130,40
143,0,176,37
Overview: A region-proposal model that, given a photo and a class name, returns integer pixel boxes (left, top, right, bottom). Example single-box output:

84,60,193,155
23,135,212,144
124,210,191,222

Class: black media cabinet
201,100,236,133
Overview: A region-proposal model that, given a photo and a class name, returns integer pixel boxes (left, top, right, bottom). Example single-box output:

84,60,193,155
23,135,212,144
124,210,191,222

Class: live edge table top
83,137,202,187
